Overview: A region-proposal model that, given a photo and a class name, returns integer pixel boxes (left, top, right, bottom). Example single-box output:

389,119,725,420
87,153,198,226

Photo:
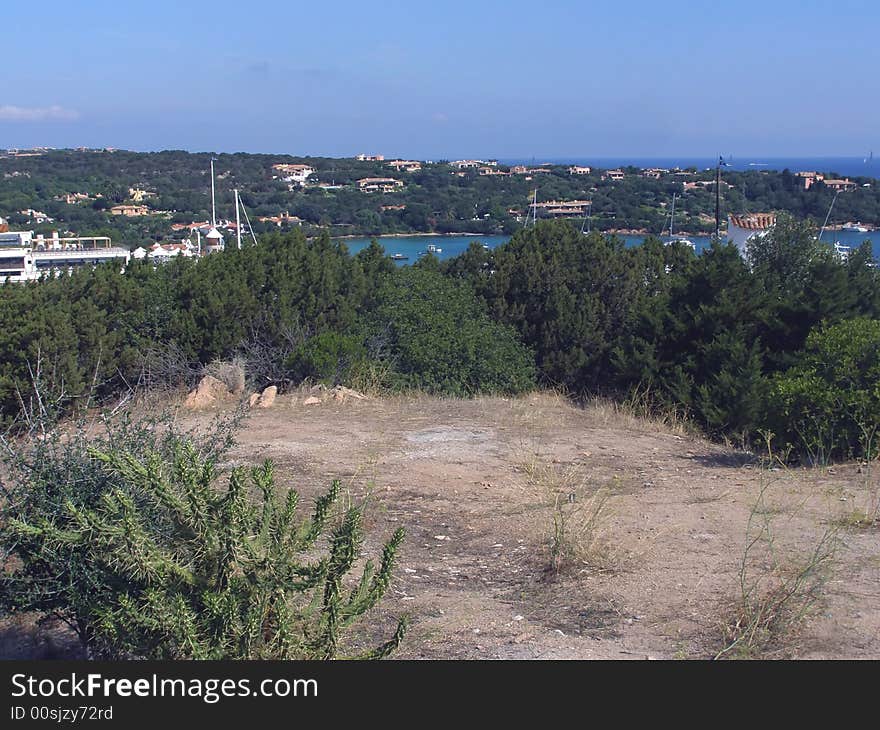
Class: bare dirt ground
192,391,880,659
4,391,879,659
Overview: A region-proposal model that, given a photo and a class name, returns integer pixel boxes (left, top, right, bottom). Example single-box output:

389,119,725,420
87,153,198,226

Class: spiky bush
1,419,405,659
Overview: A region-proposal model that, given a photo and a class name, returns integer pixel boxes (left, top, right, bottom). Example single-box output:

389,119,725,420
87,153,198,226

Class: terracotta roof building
727,213,776,256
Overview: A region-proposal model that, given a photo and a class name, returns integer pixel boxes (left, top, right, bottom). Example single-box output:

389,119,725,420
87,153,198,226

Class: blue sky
2,0,877,158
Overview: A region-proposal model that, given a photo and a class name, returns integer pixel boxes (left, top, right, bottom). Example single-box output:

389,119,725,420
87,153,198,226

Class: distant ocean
498,156,878,179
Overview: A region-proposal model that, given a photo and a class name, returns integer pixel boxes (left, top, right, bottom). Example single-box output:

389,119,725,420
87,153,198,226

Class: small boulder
303,396,322,406
184,375,232,409
248,393,260,408
257,385,277,408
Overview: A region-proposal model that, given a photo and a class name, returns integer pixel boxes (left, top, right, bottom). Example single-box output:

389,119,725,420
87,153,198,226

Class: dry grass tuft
716,478,839,659
519,455,618,577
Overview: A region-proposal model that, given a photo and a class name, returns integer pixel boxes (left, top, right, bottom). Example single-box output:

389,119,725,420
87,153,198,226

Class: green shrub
765,318,880,462
369,268,536,396
0,410,405,659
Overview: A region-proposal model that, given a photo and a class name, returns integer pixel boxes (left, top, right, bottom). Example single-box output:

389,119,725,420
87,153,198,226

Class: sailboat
663,193,696,250
203,160,259,254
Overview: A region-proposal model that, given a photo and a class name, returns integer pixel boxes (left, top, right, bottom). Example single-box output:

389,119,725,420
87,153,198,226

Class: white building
204,227,225,253
727,213,776,257
0,229,129,282
272,163,316,184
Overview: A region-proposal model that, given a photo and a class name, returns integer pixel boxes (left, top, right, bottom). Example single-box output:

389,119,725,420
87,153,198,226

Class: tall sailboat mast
210,158,217,228
714,157,721,239
235,189,242,250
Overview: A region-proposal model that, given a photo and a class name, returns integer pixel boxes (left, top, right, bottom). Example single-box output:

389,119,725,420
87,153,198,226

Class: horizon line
2,146,875,161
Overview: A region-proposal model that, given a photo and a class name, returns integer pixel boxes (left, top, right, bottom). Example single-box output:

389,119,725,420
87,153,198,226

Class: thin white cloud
0,105,80,122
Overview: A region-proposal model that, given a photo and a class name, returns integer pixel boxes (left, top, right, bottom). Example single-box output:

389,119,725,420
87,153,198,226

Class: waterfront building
528,199,592,218
0,228,129,282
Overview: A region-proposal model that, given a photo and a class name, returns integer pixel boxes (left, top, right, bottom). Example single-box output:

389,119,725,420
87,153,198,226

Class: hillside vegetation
2,149,880,243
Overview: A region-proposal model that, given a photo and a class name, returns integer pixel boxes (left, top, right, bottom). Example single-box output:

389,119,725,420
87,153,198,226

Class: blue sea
498,156,879,179
341,229,880,264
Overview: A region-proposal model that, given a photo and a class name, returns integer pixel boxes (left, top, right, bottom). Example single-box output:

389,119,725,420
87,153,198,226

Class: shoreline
333,231,498,240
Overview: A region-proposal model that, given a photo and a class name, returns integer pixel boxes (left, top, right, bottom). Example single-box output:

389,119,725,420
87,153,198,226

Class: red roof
729,213,776,230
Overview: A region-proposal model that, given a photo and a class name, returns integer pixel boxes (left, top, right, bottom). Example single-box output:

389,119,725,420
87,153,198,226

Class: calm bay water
340,235,510,263
340,230,880,264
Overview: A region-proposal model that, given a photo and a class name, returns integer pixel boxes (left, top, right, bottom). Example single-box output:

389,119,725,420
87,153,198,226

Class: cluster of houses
19,208,54,224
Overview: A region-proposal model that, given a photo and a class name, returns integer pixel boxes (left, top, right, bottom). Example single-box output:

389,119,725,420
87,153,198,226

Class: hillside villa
386,160,422,173
110,204,150,217
257,211,303,226
357,177,404,193
272,163,316,184
529,199,592,218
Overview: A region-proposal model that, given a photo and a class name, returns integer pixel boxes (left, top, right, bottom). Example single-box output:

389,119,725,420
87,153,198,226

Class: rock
184,375,232,409
257,385,277,408
303,396,322,406
248,393,260,407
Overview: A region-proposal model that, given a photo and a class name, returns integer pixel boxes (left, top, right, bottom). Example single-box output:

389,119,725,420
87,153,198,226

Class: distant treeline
1,218,878,461
2,149,880,244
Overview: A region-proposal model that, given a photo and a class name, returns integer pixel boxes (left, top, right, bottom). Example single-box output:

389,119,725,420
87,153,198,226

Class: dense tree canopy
0,217,878,461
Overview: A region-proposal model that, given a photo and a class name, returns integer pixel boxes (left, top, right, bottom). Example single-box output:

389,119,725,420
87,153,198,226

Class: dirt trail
191,391,880,659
